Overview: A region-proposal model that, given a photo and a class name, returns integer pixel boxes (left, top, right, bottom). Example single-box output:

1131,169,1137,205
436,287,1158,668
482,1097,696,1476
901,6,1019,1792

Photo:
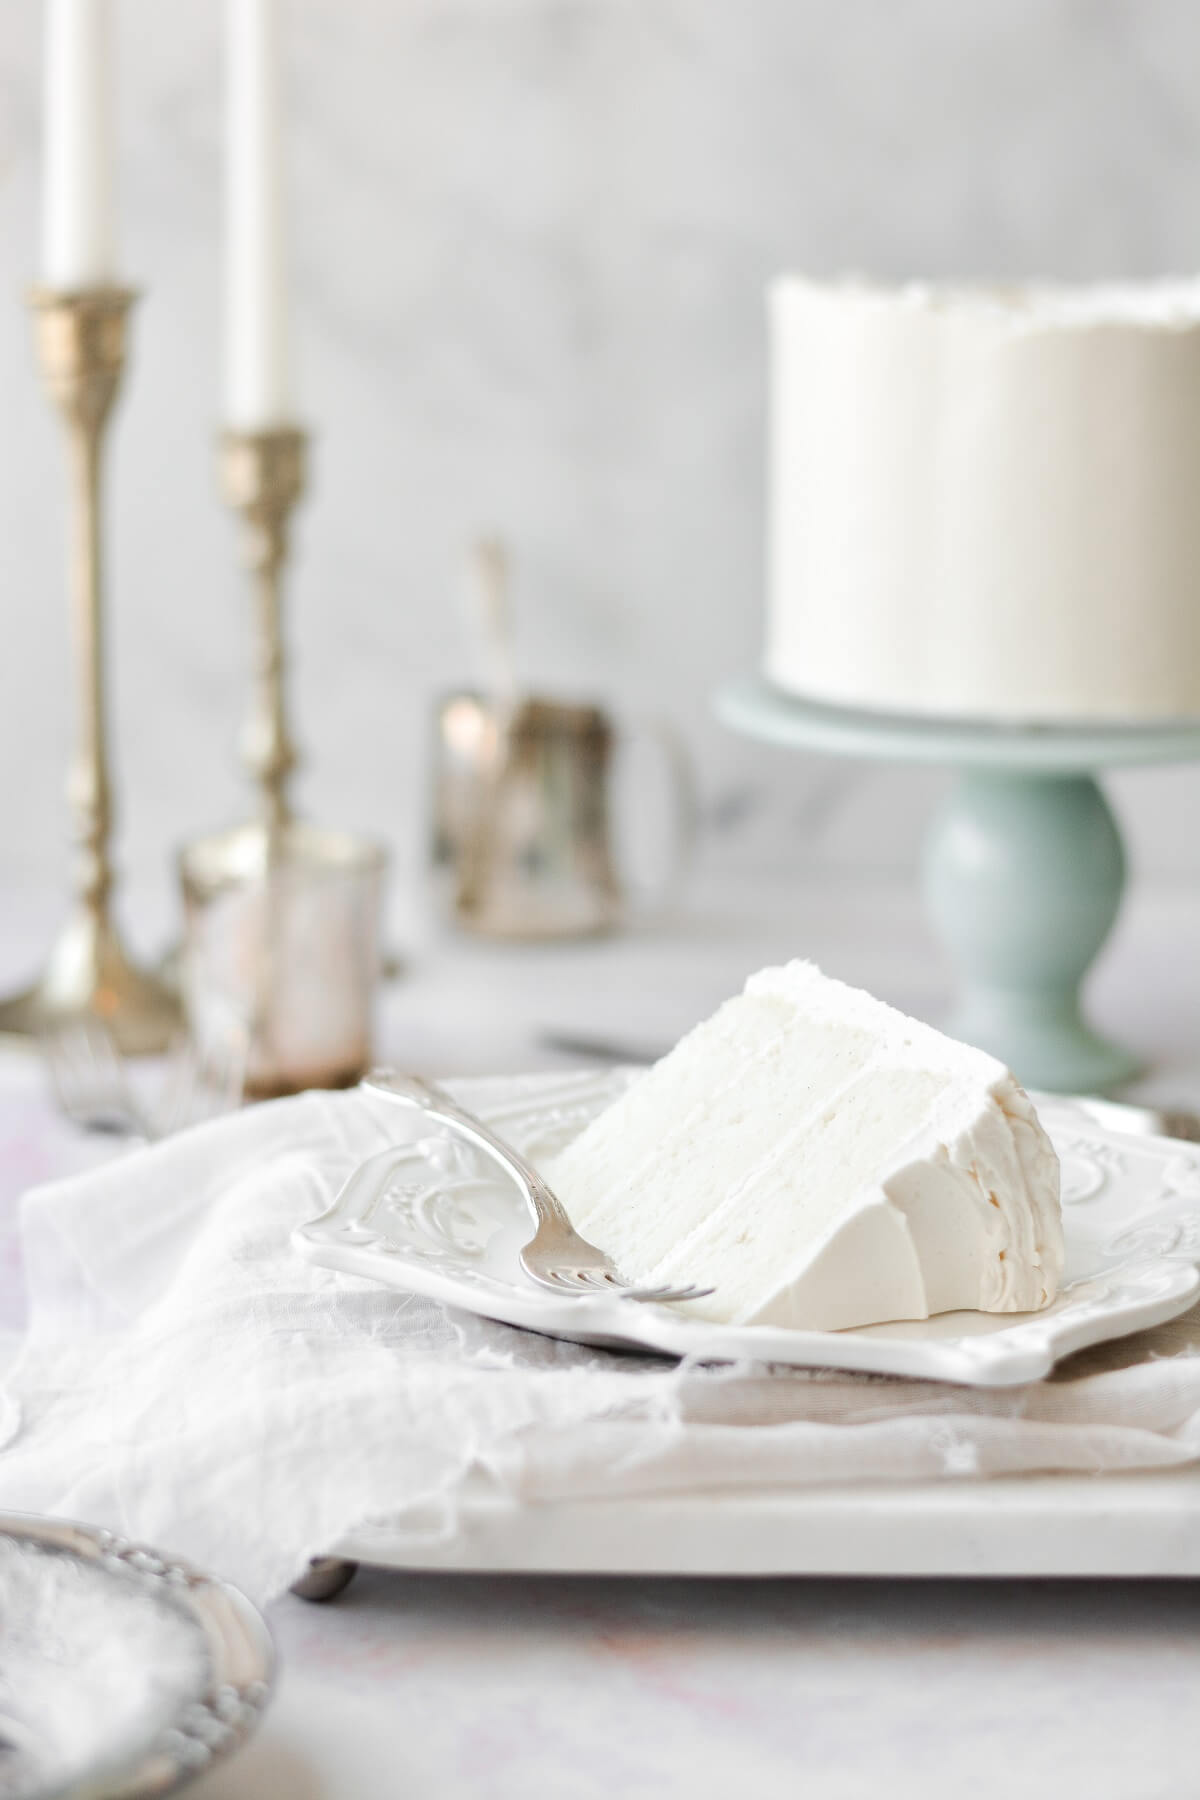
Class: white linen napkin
2,1081,1199,1602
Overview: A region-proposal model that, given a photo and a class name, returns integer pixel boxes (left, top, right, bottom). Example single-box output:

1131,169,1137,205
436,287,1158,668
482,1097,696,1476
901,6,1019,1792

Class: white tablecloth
1,871,1198,1799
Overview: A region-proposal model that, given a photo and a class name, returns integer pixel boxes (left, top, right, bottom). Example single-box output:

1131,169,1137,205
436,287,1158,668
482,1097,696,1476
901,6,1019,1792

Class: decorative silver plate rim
294,1072,1200,1390
0,1510,274,1800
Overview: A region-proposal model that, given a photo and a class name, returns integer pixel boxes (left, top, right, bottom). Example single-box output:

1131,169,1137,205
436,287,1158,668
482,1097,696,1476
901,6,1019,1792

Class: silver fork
43,1015,150,1138
156,1020,249,1136
43,1015,247,1142
364,1069,714,1305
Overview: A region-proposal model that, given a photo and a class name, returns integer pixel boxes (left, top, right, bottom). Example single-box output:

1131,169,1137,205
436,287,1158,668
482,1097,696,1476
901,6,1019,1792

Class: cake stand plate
718,677,1200,1093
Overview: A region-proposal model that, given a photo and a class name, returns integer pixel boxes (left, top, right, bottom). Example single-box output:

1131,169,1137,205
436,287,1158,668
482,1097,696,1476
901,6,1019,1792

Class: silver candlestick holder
176,425,388,1098
219,426,307,829
0,287,180,1052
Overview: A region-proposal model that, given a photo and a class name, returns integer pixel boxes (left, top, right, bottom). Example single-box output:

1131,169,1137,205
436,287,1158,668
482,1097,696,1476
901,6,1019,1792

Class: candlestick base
0,909,180,1054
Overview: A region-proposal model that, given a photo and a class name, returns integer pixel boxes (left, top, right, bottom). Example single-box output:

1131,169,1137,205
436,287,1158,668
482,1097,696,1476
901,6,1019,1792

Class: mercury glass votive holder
179,821,387,1099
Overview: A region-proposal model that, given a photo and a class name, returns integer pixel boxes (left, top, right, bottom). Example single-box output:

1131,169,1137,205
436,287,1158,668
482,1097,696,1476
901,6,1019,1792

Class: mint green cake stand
718,675,1200,1094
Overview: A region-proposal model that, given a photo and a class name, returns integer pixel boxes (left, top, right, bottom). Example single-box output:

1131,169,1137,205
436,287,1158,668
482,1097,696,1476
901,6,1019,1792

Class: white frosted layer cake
547,962,1063,1330
767,277,1200,721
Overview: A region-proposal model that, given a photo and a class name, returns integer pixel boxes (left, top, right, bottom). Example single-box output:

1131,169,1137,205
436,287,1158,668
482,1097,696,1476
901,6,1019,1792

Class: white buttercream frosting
547,961,1063,1330
766,274,1200,721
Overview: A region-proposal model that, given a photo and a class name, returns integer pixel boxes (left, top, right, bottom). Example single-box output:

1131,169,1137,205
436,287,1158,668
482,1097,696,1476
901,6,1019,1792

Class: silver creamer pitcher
431,691,693,940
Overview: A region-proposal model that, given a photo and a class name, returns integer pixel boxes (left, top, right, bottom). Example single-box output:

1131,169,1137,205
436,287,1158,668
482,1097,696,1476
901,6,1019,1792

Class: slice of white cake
546,963,1063,1330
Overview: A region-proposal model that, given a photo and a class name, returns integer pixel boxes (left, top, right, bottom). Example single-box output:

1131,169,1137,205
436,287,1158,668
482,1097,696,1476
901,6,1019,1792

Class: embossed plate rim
295,1074,1200,1389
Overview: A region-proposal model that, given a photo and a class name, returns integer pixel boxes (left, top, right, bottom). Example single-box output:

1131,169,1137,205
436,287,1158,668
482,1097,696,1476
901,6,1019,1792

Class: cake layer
562,993,878,1279
547,962,1063,1330
766,277,1200,722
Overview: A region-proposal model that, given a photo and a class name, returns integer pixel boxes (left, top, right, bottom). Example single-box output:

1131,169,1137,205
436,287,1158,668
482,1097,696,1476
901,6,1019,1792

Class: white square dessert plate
293,1070,1200,1388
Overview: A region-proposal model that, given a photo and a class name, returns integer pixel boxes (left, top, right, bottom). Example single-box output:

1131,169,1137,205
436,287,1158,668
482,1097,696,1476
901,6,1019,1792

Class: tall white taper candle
42,0,118,288
226,0,293,427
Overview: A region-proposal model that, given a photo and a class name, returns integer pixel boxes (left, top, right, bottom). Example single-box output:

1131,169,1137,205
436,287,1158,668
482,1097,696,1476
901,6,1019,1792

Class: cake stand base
718,678,1200,1094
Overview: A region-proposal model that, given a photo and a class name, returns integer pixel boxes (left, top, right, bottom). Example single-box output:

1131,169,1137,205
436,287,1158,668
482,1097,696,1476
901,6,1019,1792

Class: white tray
299,1072,1200,1582
296,1072,1200,1388
334,1461,1200,1579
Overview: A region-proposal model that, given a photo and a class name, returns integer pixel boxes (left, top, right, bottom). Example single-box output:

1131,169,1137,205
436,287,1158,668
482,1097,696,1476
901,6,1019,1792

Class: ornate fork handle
362,1069,712,1304
364,1069,574,1231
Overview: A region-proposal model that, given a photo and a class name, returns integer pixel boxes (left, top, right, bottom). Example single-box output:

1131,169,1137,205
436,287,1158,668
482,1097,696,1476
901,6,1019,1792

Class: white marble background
1,0,1200,921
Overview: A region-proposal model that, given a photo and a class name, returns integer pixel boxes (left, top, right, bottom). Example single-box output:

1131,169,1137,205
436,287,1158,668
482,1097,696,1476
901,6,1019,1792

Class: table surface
2,870,1199,1800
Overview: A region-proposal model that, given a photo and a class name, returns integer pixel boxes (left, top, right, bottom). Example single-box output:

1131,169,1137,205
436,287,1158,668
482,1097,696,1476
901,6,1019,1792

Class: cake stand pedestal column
718,677,1200,1093
925,768,1129,1090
